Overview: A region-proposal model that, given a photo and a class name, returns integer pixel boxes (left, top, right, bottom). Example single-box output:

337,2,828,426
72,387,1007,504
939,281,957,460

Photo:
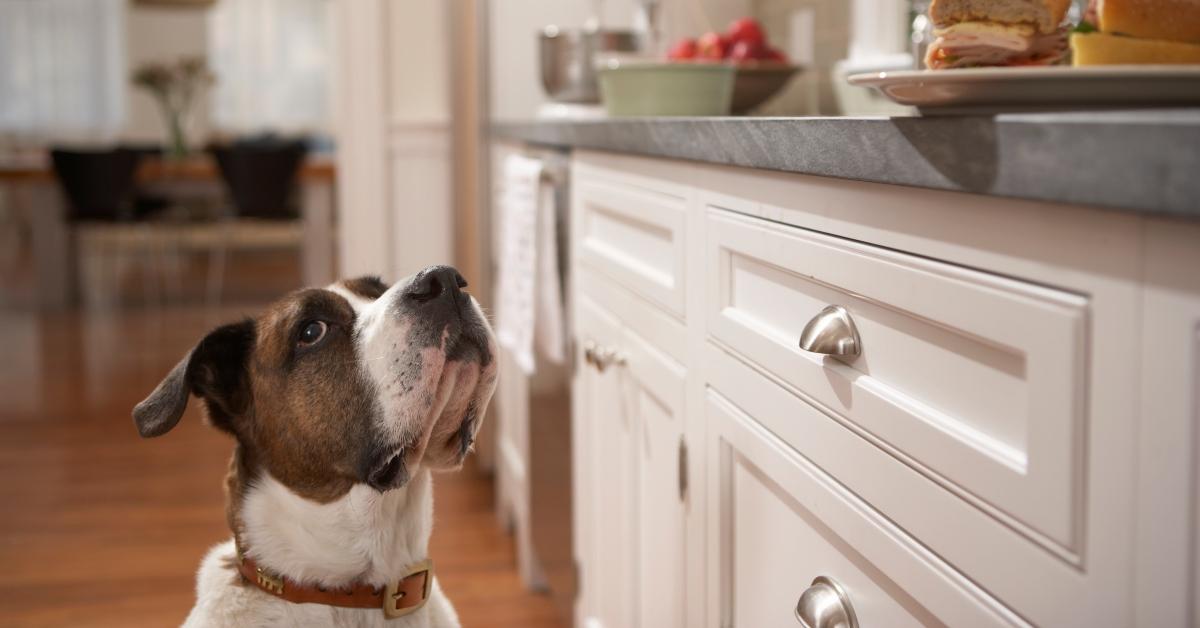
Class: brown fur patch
223,443,259,536
235,289,381,503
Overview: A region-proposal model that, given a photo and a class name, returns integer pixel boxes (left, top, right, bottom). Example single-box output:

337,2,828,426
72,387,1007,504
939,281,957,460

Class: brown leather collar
235,546,432,619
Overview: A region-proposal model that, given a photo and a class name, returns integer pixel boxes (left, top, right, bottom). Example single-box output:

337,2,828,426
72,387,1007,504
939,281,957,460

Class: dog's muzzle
399,265,492,367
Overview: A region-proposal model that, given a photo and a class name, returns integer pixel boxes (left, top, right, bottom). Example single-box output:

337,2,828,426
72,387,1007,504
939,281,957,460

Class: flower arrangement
131,57,214,159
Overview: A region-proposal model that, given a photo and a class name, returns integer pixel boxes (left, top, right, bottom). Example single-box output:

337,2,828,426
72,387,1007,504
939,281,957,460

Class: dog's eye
298,321,328,347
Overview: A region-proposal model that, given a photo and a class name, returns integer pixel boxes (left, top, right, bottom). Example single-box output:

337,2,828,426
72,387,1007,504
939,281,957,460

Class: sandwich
925,0,1072,69
1072,0,1200,65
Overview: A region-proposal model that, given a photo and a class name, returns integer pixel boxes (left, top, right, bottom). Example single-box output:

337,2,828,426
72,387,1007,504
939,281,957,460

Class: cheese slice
933,21,1037,38
934,21,1038,51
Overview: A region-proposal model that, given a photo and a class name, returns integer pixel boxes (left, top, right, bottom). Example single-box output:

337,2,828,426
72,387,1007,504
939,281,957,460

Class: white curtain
0,0,126,141
208,0,332,135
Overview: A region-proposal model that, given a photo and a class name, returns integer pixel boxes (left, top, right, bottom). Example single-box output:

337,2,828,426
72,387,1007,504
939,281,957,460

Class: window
208,0,332,135
0,0,126,140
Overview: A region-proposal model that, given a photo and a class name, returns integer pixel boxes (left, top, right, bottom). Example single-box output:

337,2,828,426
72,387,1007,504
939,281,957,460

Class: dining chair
210,138,307,219
50,148,141,222
50,147,149,308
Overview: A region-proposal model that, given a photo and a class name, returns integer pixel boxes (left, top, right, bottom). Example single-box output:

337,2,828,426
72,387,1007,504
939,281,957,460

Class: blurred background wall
126,5,210,142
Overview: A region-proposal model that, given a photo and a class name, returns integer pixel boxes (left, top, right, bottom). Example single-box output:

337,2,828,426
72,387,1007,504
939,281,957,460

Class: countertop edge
490,114,1200,219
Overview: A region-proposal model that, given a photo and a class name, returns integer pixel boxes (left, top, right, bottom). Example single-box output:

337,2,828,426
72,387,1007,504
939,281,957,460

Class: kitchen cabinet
571,162,692,628
568,149,1200,627
573,296,637,628
573,286,688,628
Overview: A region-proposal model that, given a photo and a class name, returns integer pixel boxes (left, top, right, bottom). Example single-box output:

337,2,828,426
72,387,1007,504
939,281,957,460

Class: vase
164,110,189,161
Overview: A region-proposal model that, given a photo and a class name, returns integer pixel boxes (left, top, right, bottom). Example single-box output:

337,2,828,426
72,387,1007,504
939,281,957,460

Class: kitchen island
489,112,1200,628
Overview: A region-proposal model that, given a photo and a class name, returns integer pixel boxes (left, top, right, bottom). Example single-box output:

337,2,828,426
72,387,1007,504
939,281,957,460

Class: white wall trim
388,123,453,279
335,2,454,283
333,0,392,278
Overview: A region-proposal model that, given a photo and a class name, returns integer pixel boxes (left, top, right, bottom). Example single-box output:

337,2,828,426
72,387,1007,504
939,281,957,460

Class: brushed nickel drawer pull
677,437,688,501
795,576,858,628
798,305,861,358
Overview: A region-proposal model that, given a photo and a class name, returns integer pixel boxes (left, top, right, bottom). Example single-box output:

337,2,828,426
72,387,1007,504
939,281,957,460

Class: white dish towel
495,154,566,375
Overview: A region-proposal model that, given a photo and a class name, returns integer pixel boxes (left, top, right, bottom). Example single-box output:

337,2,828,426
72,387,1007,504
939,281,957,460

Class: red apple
667,38,698,60
726,17,765,47
729,40,766,63
697,31,727,60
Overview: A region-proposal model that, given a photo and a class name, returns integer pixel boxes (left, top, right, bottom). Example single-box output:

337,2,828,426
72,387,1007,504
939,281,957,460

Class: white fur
352,280,495,458
184,470,459,628
241,471,433,586
358,281,444,448
326,284,372,312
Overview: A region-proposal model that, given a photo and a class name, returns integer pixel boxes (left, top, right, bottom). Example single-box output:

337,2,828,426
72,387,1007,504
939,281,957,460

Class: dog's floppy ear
133,320,255,438
133,350,194,437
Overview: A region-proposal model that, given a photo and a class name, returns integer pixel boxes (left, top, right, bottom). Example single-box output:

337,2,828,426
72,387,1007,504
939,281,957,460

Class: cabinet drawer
574,178,687,317
706,387,1017,627
705,208,1088,560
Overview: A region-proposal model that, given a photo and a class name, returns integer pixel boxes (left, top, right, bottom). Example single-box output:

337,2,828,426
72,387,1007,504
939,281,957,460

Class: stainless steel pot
540,26,638,103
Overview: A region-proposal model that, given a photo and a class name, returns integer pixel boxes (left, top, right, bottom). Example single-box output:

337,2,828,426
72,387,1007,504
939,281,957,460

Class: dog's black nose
405,265,467,304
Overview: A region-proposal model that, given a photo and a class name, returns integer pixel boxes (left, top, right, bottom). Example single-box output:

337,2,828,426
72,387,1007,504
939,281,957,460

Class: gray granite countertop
492,111,1200,218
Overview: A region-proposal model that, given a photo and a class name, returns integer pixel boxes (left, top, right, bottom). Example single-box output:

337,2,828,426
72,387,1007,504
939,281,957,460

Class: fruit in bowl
667,38,698,60
698,32,729,59
727,17,766,48
665,17,801,114
668,18,788,64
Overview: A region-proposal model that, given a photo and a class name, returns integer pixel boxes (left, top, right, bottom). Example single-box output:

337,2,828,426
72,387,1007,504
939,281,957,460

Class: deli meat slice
925,22,1069,68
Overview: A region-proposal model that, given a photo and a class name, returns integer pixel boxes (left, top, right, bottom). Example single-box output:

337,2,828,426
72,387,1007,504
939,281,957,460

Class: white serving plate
847,66,1200,112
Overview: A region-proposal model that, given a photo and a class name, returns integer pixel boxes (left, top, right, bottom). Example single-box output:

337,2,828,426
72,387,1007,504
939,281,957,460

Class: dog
133,266,498,627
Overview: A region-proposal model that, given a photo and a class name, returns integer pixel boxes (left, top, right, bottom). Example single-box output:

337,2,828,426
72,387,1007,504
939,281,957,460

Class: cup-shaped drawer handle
795,576,859,628
798,305,861,358
583,340,599,367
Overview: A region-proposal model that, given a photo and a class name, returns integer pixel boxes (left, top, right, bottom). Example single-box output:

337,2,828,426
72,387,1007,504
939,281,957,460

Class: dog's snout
396,264,489,365
405,265,467,304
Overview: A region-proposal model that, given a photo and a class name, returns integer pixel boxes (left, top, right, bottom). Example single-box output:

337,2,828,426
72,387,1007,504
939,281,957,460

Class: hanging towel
495,154,566,375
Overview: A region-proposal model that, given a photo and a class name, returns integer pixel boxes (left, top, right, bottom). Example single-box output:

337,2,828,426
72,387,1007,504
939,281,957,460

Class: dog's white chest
184,541,459,628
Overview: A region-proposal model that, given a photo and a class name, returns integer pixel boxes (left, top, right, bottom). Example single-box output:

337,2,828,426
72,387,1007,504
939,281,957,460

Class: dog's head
132,266,497,503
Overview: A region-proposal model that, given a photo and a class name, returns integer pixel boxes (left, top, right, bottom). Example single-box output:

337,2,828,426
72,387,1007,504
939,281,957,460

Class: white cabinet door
625,315,687,628
574,293,687,628
575,298,636,628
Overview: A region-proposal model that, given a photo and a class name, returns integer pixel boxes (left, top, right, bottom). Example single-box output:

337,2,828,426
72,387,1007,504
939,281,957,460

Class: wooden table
0,154,337,308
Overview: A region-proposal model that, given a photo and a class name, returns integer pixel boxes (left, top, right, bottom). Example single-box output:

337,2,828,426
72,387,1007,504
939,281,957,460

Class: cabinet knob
593,346,627,372
798,305,861,358
795,576,858,628
583,340,599,366
582,340,626,372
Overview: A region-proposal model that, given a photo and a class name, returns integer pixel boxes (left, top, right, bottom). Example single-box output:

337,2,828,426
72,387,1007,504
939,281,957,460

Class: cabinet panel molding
705,388,1019,627
706,207,1089,559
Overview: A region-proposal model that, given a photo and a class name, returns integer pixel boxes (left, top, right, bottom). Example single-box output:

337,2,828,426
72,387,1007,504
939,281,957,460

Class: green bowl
598,61,736,116
731,63,802,114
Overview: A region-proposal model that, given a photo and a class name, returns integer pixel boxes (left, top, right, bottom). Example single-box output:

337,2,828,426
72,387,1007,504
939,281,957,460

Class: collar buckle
382,559,433,619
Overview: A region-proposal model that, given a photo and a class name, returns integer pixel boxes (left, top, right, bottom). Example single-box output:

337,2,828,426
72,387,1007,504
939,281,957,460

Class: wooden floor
0,272,561,626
